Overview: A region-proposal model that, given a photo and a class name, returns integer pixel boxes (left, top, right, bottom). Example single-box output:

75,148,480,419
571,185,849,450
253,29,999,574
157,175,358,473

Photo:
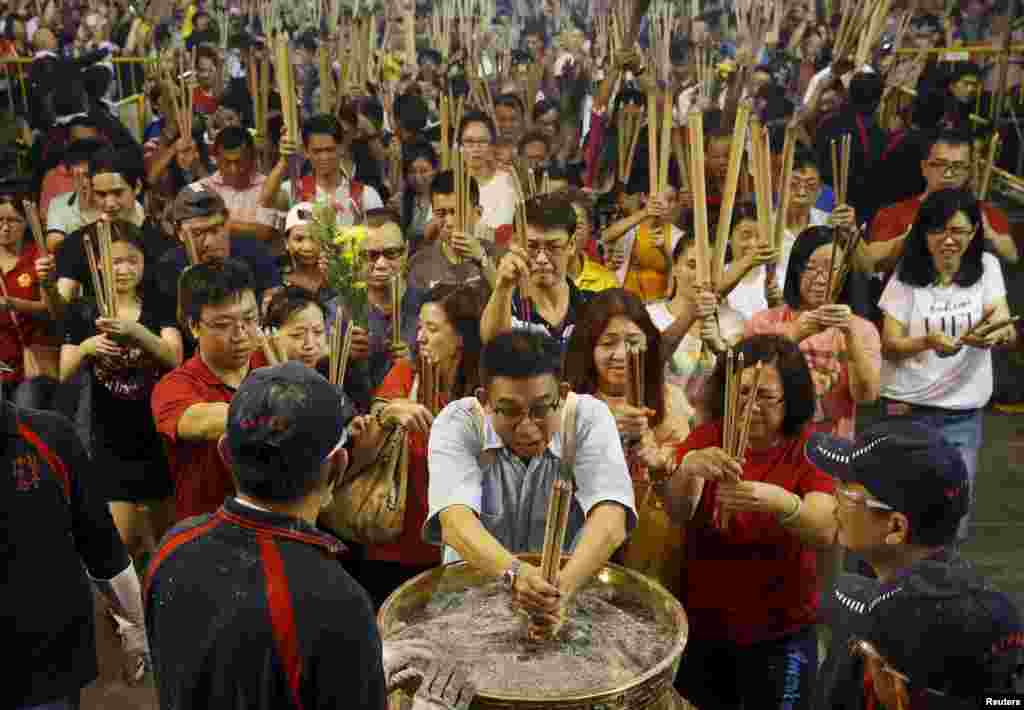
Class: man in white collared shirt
425,330,636,637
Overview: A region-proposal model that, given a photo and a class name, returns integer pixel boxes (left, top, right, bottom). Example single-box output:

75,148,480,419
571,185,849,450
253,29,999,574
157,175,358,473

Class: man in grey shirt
425,331,636,637
406,170,499,291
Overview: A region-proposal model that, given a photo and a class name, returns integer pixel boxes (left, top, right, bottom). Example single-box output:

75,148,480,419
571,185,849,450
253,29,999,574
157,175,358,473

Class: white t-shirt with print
879,252,1006,410
477,170,517,230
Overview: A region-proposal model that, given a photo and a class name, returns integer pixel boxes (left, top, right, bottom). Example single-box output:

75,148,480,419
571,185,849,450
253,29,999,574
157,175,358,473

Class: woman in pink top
746,227,881,438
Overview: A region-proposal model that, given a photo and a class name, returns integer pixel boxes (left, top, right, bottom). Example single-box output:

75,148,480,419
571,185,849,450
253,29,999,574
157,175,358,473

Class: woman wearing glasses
0,196,57,404
340,283,486,608
60,222,183,564
878,188,1017,540
746,227,881,439
664,334,837,710
564,289,690,593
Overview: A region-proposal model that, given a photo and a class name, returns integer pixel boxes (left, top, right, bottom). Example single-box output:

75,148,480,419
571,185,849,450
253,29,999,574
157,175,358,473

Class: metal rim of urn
378,553,689,710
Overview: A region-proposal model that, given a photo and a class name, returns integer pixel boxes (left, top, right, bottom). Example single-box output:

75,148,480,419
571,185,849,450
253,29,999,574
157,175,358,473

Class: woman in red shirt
349,282,486,608
664,334,837,710
0,195,54,399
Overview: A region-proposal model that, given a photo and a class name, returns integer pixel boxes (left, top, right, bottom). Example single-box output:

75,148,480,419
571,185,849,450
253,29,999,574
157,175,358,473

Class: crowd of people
4,0,1024,708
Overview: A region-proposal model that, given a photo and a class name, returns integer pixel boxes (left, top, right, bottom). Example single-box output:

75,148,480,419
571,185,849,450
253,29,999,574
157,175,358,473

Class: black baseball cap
805,421,969,544
172,185,227,223
226,362,348,501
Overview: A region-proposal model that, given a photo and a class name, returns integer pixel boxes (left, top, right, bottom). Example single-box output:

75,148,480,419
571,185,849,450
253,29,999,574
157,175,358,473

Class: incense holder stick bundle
712,105,750,288
274,33,299,151
257,328,283,365
329,318,354,385
748,120,774,255
657,91,673,247
771,123,798,256
452,150,471,265
978,132,1001,201
959,314,1020,344
85,223,118,319
617,110,643,186
827,228,861,303
626,343,646,409
417,353,443,415
390,275,402,348
540,393,579,585
717,354,762,529
686,112,711,290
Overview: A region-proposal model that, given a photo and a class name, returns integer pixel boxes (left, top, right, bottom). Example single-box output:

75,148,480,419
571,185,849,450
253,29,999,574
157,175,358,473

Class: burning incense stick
390,274,402,348
83,233,107,317
540,393,578,585
686,112,711,290
712,105,750,287
718,354,761,529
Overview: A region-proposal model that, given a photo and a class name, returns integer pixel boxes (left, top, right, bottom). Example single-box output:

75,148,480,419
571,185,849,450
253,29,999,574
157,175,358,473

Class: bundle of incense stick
248,55,270,163
617,109,644,186
439,94,452,170
417,353,443,416
748,119,774,258
625,342,646,410
712,104,750,288
770,122,798,256
854,0,893,68
390,274,402,348
687,111,711,291
830,134,852,207
452,150,471,265
21,200,48,256
826,228,862,304
509,171,534,325
717,353,763,529
84,223,117,319
319,40,337,115
328,318,354,385
274,33,299,153
540,393,578,586
978,132,1001,201
653,90,674,248
958,312,1021,344
522,64,544,127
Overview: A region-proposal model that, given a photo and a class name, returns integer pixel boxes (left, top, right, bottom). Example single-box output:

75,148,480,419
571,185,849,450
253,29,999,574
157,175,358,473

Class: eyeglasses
526,240,570,259
927,160,970,176
737,388,784,407
835,485,895,512
0,216,25,228
926,227,974,240
803,262,833,280
200,313,260,336
493,397,561,427
359,247,405,263
790,177,821,192
462,139,492,148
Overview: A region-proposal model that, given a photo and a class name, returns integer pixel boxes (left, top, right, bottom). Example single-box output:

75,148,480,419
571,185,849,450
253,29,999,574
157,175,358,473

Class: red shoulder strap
350,179,364,207
299,175,317,202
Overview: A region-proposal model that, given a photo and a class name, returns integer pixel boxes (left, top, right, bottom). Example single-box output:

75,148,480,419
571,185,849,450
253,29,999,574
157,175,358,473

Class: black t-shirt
63,299,177,461
3,401,130,706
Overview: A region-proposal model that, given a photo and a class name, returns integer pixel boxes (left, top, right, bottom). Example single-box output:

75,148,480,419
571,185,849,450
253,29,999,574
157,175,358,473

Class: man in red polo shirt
151,258,267,521
864,132,1018,274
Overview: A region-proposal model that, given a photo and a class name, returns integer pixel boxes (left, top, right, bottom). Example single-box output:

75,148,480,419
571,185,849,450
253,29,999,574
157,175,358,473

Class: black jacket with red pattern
144,497,386,710
3,400,130,707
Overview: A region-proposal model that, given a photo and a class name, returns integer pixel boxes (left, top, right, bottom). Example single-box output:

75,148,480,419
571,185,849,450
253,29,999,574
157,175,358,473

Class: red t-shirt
870,194,1010,243
364,359,444,567
676,421,835,646
0,242,47,383
152,350,268,521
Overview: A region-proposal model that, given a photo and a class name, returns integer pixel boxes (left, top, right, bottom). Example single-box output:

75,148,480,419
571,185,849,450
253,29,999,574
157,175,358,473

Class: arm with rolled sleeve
557,395,637,595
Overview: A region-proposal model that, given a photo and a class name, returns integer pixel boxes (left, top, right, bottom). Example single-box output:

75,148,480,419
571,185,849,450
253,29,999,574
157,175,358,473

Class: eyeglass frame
199,312,261,336
925,159,971,177
526,238,573,260
359,246,406,263
492,396,562,428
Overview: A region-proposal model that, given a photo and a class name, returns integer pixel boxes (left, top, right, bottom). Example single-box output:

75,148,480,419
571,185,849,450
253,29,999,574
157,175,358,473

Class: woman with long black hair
878,188,1016,540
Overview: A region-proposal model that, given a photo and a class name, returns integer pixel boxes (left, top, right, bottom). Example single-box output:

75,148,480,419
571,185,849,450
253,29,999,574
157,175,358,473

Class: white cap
285,202,316,233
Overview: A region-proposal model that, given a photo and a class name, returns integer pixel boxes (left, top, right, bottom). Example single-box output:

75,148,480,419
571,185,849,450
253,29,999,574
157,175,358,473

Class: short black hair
63,138,106,167
89,145,145,189
215,125,254,152
898,188,985,289
705,334,816,438
263,285,326,330
302,114,343,145
525,193,577,238
396,93,429,133
494,93,525,115
924,130,973,160
519,130,550,153
430,170,480,207
458,110,496,144
791,146,820,174
532,98,558,123
404,141,438,170
480,331,562,388
178,258,256,328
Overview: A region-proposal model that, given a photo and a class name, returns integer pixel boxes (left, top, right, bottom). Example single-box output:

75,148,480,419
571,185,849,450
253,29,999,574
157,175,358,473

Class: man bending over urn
425,331,637,637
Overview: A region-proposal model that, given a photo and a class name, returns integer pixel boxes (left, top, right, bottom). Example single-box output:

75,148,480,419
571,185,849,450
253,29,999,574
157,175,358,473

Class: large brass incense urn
378,554,690,710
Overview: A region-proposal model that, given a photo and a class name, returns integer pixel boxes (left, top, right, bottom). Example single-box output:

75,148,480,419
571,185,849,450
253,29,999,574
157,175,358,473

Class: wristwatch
501,561,522,592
